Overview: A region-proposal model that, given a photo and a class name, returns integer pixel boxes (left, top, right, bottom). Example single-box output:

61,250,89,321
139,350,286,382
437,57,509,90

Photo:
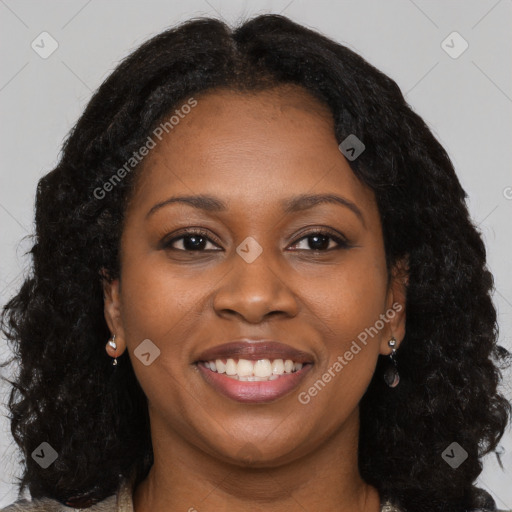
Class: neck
133,407,380,512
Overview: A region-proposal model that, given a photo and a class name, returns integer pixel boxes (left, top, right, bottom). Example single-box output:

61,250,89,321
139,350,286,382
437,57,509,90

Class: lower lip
196,363,313,403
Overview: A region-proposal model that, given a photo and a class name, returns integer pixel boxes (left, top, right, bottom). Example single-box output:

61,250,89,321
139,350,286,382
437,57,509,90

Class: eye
161,228,350,253
162,229,221,252
288,229,349,252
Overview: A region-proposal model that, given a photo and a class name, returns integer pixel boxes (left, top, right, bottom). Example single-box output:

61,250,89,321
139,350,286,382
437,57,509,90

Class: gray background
0,0,511,508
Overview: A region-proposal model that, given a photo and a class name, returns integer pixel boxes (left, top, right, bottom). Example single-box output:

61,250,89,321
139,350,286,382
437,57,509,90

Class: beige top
2,478,509,512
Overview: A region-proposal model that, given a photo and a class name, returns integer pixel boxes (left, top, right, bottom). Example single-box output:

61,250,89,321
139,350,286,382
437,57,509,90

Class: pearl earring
107,334,118,366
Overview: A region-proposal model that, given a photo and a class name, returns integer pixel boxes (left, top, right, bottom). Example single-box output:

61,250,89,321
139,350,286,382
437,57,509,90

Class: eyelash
162,227,350,253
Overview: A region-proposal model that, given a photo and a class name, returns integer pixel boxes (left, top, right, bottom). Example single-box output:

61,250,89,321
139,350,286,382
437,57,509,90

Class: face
104,85,406,467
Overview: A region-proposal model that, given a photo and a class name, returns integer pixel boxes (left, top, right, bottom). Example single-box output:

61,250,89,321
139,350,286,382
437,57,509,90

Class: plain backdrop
0,0,511,508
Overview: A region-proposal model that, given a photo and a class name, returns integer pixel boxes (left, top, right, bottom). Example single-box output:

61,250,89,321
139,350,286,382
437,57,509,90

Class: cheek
305,249,388,341
117,252,200,413
119,271,178,341
300,248,388,399
118,228,200,338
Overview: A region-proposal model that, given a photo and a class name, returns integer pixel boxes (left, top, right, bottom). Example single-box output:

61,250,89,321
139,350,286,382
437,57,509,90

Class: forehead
128,86,376,218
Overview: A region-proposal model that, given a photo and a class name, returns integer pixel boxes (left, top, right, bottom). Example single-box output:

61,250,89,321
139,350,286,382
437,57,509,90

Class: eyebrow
146,193,365,226
281,193,365,226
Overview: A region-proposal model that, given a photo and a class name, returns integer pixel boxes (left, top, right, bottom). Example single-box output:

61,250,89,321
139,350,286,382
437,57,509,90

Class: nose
213,251,299,324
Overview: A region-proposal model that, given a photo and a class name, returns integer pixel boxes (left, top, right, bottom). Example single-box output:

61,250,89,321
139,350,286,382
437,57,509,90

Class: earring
383,336,399,388
107,334,118,366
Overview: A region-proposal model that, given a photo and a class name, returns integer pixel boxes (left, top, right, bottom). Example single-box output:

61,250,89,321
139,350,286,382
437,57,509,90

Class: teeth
215,359,226,374
254,359,272,377
284,359,294,373
272,359,284,375
203,358,307,380
225,359,237,376
237,359,254,377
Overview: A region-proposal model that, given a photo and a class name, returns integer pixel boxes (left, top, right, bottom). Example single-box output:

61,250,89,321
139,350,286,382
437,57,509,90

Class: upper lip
195,339,314,363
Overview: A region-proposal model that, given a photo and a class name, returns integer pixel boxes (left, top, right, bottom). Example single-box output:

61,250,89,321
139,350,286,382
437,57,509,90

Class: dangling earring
383,336,399,388
107,334,118,366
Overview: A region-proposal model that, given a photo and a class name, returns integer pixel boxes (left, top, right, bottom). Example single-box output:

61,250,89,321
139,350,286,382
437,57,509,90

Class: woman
1,14,510,512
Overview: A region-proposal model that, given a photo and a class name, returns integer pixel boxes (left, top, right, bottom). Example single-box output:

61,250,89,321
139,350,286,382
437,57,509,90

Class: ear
101,270,126,357
379,256,408,356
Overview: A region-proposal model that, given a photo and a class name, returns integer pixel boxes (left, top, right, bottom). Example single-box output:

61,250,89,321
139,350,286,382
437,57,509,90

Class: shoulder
1,493,118,512
381,500,512,512
1,497,67,511
472,505,512,512
0,477,133,512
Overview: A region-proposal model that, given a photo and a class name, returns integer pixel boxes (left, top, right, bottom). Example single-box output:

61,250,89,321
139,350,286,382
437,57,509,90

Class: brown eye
289,230,349,251
162,229,222,252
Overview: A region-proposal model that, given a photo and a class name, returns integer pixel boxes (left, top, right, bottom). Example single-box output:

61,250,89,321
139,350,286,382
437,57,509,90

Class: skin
103,84,407,512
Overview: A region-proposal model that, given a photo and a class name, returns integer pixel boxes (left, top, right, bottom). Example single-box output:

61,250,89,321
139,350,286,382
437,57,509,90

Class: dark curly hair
1,14,510,512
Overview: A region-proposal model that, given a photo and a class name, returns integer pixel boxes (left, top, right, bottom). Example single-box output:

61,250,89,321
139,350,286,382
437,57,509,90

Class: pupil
309,235,329,250
184,236,206,250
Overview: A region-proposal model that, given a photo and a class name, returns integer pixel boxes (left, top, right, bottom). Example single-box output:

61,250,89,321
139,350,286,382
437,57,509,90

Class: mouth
194,340,314,403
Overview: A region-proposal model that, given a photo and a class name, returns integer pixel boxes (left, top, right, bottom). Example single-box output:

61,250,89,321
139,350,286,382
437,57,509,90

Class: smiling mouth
194,340,314,403
197,357,311,381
